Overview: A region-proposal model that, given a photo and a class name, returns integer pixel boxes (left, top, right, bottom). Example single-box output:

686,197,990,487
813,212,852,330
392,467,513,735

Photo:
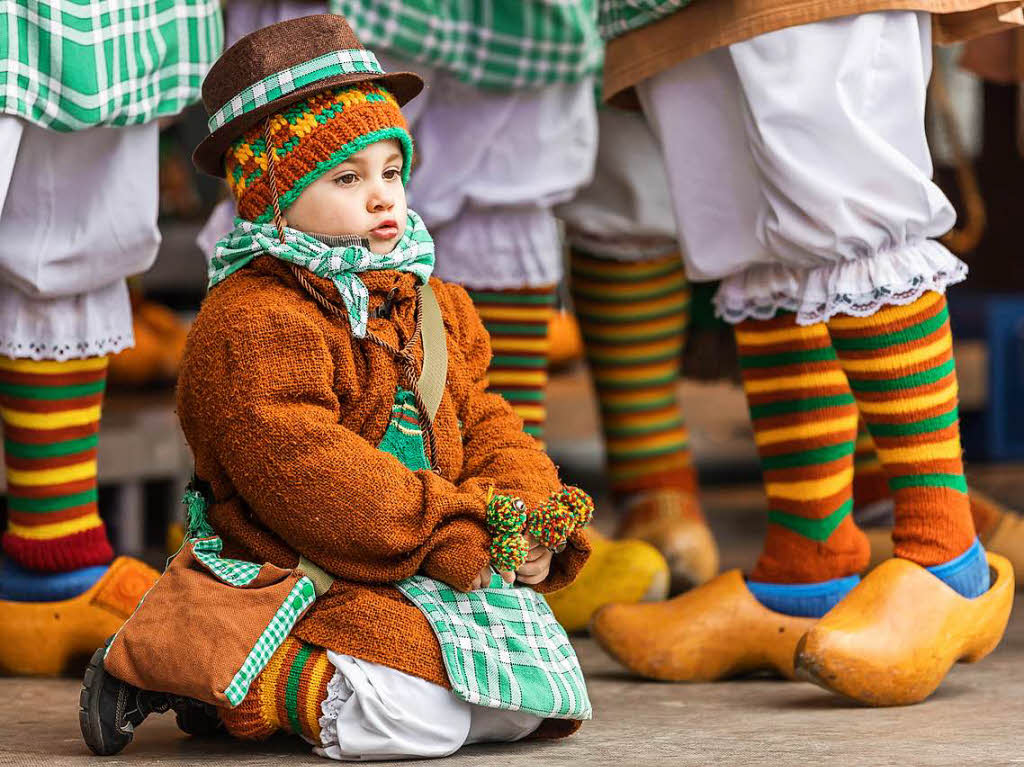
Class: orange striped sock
569,251,698,500
828,292,976,566
735,314,869,584
852,416,1003,537
219,636,333,742
1,356,113,572
468,287,555,446
852,418,890,510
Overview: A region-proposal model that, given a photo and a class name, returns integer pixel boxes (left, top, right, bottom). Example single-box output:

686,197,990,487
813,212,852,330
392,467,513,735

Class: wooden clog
592,569,815,681
794,552,1014,706
0,557,157,676
545,528,670,634
617,488,719,593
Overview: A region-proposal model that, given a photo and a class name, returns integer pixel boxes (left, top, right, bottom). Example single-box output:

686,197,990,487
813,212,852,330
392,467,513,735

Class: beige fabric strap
416,282,449,425
297,556,334,597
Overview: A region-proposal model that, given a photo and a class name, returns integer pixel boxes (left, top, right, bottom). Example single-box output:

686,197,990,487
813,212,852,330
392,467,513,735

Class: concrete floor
1,369,1023,765
2,603,1022,766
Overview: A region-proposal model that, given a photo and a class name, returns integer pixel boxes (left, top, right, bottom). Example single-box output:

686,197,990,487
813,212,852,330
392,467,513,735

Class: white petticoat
556,105,679,262
637,11,962,324
0,117,160,359
715,240,968,326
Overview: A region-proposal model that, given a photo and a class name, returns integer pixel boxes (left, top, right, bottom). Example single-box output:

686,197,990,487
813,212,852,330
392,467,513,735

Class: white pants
315,653,542,761
556,106,679,261
0,118,160,359
637,11,964,325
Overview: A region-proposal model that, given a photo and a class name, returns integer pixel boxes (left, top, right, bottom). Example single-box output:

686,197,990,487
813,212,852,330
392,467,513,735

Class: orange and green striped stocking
852,417,1003,537
468,287,556,446
219,636,332,742
828,291,988,597
1,356,113,575
569,250,698,500
735,314,867,616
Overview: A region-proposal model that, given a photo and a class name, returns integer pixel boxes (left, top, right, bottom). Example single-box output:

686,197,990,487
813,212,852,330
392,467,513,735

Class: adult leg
711,10,1010,704
0,120,161,675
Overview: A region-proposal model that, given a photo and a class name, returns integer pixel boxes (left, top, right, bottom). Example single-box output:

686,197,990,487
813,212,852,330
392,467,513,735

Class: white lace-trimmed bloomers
637,10,965,325
0,117,161,360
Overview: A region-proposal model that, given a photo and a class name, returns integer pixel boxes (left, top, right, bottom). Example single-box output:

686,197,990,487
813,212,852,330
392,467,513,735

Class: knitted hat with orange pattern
224,84,413,224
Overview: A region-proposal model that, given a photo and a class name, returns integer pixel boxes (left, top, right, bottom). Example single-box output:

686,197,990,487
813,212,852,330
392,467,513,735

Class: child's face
285,139,407,254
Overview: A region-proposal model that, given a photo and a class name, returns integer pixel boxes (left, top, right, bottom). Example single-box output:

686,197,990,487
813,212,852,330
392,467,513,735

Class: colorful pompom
484,486,594,572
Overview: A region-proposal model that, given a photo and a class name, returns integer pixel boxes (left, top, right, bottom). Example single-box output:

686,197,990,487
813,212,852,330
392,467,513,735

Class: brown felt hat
193,14,423,177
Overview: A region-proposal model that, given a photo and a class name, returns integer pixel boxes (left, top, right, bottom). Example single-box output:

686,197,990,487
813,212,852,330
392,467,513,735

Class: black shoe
174,699,224,738
79,646,178,755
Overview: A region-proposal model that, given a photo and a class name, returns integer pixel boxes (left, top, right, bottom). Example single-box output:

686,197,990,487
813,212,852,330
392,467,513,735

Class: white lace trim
317,667,349,752
714,240,968,326
0,335,133,361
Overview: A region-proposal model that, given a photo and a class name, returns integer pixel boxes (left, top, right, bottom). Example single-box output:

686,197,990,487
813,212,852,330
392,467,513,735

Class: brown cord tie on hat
260,118,440,471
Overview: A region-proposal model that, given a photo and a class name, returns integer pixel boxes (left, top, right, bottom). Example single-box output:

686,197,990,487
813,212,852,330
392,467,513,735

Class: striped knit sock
853,417,1003,537
468,287,556,445
852,419,891,512
1,356,113,581
828,292,987,597
569,250,698,500
219,636,333,742
735,314,868,615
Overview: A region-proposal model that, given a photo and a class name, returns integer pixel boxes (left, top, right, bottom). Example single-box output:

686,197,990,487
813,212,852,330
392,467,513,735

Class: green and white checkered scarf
209,209,434,337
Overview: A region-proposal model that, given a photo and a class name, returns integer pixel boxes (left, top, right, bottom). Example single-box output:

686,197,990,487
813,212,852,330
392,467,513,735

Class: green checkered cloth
397,573,591,719
223,576,317,706
329,0,603,90
598,0,694,41
1,0,223,131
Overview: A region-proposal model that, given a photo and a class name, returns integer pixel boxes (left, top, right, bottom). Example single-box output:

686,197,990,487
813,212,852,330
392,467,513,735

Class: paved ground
1,370,1022,766
2,594,1022,767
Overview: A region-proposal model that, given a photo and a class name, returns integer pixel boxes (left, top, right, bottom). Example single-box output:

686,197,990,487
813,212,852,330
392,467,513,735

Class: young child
79,15,592,760
193,0,668,634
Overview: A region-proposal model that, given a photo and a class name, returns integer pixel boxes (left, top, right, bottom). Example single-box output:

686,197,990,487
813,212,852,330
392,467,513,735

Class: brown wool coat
176,256,590,695
604,0,1024,106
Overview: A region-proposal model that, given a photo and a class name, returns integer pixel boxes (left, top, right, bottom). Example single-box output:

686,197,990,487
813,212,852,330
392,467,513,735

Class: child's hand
468,564,516,590
515,535,552,586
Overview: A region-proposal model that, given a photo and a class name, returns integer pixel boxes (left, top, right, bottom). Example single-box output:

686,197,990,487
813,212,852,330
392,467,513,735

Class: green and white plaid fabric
192,536,263,587
329,0,602,90
224,576,318,706
597,0,694,41
210,209,434,338
1,0,223,131
207,48,382,132
397,573,592,719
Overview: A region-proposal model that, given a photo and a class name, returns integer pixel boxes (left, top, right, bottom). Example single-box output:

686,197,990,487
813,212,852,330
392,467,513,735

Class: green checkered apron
383,388,592,721
597,0,694,41
1,0,223,130
330,0,603,90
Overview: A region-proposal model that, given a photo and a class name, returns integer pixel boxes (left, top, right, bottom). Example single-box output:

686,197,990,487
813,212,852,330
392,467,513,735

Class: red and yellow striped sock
468,287,556,446
219,636,333,742
1,356,113,572
828,292,976,566
735,314,869,584
569,251,698,500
